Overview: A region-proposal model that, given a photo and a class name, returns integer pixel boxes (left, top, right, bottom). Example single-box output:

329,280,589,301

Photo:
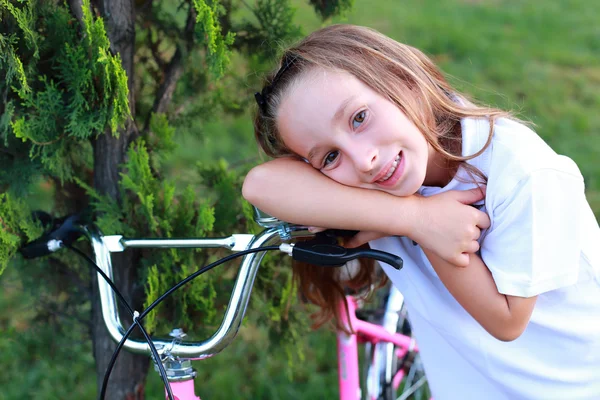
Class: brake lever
281,241,403,270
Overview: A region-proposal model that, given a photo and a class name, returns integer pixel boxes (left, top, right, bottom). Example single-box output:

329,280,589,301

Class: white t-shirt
371,117,600,400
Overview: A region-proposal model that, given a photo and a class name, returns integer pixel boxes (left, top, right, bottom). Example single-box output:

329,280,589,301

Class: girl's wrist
387,194,422,238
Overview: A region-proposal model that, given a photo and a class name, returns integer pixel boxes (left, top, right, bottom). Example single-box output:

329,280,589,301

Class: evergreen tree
0,0,352,398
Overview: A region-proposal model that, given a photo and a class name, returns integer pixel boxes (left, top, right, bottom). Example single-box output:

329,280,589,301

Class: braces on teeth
378,154,401,182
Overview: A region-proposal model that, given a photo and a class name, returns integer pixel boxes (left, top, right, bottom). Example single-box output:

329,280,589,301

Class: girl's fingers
476,210,491,229
307,226,327,233
453,187,486,205
472,227,482,241
454,253,470,268
467,240,480,254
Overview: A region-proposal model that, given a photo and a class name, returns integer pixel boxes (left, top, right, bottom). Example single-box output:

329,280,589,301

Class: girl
242,25,600,399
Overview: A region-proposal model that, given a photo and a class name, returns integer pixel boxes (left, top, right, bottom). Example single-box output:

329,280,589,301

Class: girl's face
277,69,448,196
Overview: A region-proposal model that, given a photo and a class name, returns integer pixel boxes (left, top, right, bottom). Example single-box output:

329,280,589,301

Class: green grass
1,0,599,398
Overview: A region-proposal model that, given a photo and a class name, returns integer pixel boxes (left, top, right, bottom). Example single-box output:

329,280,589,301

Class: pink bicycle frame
165,295,418,400
167,381,200,400
337,296,418,400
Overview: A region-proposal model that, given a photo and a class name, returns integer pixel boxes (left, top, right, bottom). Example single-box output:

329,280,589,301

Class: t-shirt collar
418,116,492,196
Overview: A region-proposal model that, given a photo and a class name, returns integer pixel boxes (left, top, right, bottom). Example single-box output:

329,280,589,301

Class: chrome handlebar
84,223,311,359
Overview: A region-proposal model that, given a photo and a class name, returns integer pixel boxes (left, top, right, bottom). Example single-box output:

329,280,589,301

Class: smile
378,154,401,182
373,152,404,186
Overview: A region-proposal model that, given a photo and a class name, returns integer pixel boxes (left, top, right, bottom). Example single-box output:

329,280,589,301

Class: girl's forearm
243,158,490,267
242,158,419,236
422,249,537,341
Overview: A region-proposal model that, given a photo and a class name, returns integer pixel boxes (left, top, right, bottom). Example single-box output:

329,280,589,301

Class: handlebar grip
19,236,59,259
19,214,83,259
353,248,403,270
292,242,403,270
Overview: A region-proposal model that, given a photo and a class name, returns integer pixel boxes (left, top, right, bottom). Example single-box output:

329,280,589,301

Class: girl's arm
243,158,489,266
423,249,537,341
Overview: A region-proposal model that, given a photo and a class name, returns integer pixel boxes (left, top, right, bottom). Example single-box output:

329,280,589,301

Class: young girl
242,24,600,399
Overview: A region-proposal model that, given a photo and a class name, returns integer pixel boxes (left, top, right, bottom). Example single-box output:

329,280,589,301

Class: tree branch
143,2,196,132
66,0,88,29
146,27,166,70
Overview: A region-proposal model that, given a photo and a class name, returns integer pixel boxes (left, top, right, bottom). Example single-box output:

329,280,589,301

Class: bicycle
358,284,429,400
19,209,430,400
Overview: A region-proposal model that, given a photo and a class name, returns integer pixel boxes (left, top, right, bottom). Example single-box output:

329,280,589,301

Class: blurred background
0,0,598,398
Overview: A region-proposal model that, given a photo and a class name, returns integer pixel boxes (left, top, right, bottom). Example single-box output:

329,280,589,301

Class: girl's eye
352,110,366,129
323,151,339,167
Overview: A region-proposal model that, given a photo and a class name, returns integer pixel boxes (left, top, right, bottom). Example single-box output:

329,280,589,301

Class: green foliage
120,140,163,233
109,139,313,358
76,136,223,334
0,0,40,60
197,159,243,233
234,0,303,62
143,264,162,332
308,0,354,20
192,0,236,78
118,141,217,333
0,31,31,97
0,0,363,397
79,0,130,133
134,0,239,136
148,113,177,154
0,193,42,276
0,0,129,182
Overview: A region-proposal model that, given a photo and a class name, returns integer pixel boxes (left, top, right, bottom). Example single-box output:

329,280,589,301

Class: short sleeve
481,165,585,297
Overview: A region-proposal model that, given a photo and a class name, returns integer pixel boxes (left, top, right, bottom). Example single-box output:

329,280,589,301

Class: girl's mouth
376,152,404,186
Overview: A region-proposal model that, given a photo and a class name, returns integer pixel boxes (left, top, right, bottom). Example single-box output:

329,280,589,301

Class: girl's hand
411,188,490,267
345,188,489,267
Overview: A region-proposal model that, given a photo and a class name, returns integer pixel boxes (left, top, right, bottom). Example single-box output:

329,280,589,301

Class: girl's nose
351,147,378,174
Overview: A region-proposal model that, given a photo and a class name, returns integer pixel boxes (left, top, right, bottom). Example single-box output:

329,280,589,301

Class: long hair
253,24,512,330
292,241,387,333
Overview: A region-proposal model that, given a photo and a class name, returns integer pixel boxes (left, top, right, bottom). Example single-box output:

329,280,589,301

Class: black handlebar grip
357,249,403,270
19,236,58,259
292,242,403,270
19,214,82,259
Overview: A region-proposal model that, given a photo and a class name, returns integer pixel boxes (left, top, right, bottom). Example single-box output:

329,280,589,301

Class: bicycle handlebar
85,223,315,359
20,213,403,360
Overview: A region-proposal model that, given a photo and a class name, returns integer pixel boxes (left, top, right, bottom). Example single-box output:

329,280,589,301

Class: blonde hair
253,24,512,330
